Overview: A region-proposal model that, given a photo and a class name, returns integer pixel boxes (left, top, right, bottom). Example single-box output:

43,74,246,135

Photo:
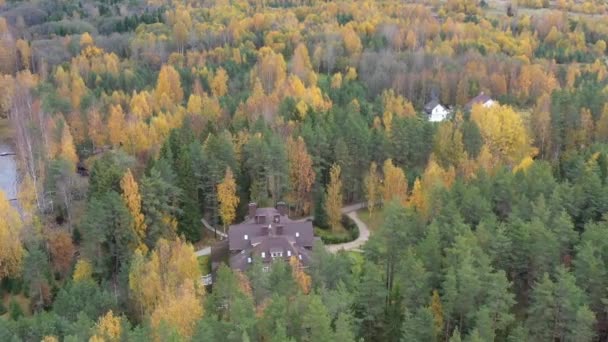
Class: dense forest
2,0,608,340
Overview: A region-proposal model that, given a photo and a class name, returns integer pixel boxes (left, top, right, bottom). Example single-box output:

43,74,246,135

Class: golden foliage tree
325,163,343,232
290,256,311,294
0,190,24,280
476,144,497,175
331,72,342,89
121,169,147,250
90,310,122,342
108,104,126,147
408,178,427,217
211,67,229,97
471,104,531,166
342,25,362,56
382,159,408,206
422,157,455,191
80,32,94,47
286,137,315,215
430,290,444,337
60,123,78,166
531,93,552,158
513,156,534,174
129,238,203,319
290,43,314,85
130,91,152,120
155,64,184,110
252,46,286,93
88,108,106,148
433,122,465,168
364,162,382,217
18,173,37,223
70,70,87,110
217,167,239,230
47,230,75,276
150,280,203,340
73,258,93,282
186,94,202,115
15,39,30,70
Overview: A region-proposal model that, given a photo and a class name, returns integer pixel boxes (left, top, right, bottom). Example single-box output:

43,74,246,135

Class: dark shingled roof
229,236,313,271
228,220,314,251
424,99,441,114
226,206,314,270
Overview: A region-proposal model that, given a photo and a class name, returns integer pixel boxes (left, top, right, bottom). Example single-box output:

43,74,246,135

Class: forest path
325,210,370,253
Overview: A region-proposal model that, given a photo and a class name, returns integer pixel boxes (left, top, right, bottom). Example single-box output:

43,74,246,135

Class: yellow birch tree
120,169,147,251
364,162,382,216
217,167,239,231
0,190,24,280
325,163,343,232
382,159,408,206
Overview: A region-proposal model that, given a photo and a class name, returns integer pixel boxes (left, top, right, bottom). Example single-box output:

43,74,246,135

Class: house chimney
248,202,257,219
277,201,288,216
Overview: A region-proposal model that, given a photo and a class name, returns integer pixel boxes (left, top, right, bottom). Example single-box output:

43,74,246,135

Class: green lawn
357,207,385,232
198,255,211,275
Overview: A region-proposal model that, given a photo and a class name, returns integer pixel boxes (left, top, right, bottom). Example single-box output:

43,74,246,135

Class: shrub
315,214,359,244
9,299,23,320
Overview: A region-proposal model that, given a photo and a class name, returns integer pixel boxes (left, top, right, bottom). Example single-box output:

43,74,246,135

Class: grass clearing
198,255,211,275
357,207,385,232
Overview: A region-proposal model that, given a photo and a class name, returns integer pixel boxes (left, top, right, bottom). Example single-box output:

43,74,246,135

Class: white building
424,99,451,122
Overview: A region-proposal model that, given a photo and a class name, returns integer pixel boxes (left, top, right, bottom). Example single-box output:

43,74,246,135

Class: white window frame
244,234,248,240
287,250,292,257
261,252,266,258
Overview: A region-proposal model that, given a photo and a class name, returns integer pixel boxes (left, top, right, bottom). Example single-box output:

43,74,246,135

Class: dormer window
295,232,300,237
271,251,283,258
244,234,248,240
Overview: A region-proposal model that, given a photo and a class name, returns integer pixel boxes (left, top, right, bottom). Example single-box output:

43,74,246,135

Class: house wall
429,105,449,122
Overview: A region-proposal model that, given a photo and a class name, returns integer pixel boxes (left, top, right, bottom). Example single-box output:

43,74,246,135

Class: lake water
0,142,17,200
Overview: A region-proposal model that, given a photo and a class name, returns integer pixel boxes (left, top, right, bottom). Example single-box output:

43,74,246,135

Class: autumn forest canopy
3,0,608,340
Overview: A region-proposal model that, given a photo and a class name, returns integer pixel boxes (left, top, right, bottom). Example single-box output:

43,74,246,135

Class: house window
295,232,300,237
271,251,283,258
261,252,266,258
287,250,291,257
263,266,270,272
247,257,252,263
298,254,302,260
244,234,248,240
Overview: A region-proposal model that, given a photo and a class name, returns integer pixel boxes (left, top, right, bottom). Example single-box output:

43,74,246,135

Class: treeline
4,150,608,340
